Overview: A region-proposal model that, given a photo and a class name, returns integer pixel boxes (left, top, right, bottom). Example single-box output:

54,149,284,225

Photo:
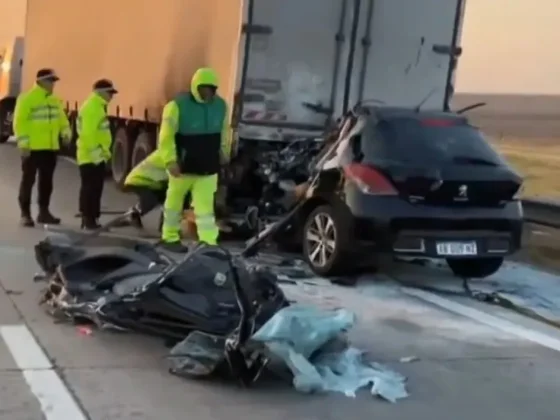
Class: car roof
361,106,468,124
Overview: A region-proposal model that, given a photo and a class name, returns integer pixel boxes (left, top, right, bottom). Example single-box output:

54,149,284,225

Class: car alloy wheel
305,212,337,268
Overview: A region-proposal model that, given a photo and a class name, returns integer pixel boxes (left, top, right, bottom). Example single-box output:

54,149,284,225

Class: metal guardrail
522,199,560,229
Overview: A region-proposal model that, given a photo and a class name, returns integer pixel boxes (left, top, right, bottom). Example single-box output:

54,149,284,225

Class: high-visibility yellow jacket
76,92,112,165
124,150,168,190
13,84,71,151
158,67,232,169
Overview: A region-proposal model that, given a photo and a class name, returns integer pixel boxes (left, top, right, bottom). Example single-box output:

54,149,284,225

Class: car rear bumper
348,194,524,258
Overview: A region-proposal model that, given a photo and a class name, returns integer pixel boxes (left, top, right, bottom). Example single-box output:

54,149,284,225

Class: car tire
446,257,504,279
131,131,155,168
302,203,353,276
0,98,16,144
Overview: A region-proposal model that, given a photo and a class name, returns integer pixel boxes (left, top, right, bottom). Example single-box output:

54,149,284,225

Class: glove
167,162,181,178
61,131,72,145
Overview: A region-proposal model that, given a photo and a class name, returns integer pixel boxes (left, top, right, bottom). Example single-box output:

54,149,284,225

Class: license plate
436,241,477,256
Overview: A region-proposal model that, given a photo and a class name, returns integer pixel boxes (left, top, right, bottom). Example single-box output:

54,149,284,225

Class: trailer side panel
24,0,242,121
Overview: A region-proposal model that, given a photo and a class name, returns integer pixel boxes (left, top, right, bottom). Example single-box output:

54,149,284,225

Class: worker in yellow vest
76,79,118,229
13,68,71,227
156,68,230,252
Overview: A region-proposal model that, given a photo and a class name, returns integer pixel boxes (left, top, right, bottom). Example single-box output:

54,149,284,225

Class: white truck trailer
1,0,466,186
0,0,26,142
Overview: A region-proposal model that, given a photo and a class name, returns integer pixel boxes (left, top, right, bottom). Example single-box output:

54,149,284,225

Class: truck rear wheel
0,98,16,144
111,127,132,189
131,131,155,168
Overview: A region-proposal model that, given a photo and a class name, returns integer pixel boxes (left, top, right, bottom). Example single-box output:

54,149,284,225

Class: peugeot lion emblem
458,184,468,198
214,272,227,287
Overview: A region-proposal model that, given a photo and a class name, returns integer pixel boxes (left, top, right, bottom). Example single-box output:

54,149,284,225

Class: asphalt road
0,144,559,419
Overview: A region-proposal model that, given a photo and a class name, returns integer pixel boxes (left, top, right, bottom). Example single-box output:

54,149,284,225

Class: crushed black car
229,105,524,279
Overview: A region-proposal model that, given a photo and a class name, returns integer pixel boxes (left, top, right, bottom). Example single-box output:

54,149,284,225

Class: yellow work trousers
161,173,218,245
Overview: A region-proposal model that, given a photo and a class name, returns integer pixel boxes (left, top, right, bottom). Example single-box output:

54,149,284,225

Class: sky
0,0,558,94
456,0,560,94
0,0,25,47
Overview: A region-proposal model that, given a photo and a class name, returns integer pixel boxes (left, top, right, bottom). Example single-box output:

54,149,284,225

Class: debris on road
399,356,419,363
251,305,408,401
5,289,23,295
32,228,410,400
76,325,93,336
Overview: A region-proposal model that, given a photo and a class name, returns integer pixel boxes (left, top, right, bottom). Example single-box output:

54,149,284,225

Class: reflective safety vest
124,150,168,190
13,84,71,151
158,67,232,173
76,93,112,165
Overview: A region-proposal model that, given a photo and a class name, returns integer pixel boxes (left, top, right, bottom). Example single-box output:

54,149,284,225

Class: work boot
20,214,35,228
36,209,61,225
159,241,188,253
129,208,144,229
81,217,101,231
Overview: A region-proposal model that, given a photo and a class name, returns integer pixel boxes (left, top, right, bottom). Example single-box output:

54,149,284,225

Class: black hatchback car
297,106,524,278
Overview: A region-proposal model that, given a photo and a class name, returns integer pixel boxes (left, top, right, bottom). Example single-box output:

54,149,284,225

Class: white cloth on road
251,304,409,401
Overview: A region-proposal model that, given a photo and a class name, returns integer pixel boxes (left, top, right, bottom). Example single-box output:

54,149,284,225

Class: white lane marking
402,287,560,353
0,325,87,419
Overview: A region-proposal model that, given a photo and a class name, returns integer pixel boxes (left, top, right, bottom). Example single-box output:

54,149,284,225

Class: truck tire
131,131,155,168
111,127,132,189
0,98,16,144
63,111,78,158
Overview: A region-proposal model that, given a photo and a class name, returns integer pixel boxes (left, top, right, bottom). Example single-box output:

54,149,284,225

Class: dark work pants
124,185,167,215
18,150,58,216
124,185,191,215
79,162,106,220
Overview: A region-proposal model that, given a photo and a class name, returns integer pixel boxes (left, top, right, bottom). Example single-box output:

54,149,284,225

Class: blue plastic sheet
251,305,408,401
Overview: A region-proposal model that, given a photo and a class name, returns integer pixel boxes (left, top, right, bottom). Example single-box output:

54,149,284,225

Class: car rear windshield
358,117,507,167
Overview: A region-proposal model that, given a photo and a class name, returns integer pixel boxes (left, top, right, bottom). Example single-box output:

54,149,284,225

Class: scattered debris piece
252,305,408,401
5,289,23,295
399,356,419,363
33,272,47,282
76,326,93,336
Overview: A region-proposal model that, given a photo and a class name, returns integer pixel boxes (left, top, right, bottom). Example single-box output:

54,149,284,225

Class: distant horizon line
455,92,560,97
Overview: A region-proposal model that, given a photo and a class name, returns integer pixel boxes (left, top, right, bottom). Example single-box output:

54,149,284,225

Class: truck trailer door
349,0,466,110
235,0,356,141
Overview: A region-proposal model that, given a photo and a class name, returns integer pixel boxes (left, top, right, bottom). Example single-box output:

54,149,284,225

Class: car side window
358,121,390,162
349,134,364,162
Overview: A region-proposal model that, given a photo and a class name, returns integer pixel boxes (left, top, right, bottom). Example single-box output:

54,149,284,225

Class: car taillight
343,163,397,195
421,118,457,127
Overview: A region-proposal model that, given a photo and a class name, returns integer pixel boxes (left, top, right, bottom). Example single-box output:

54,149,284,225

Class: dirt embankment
516,224,560,276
